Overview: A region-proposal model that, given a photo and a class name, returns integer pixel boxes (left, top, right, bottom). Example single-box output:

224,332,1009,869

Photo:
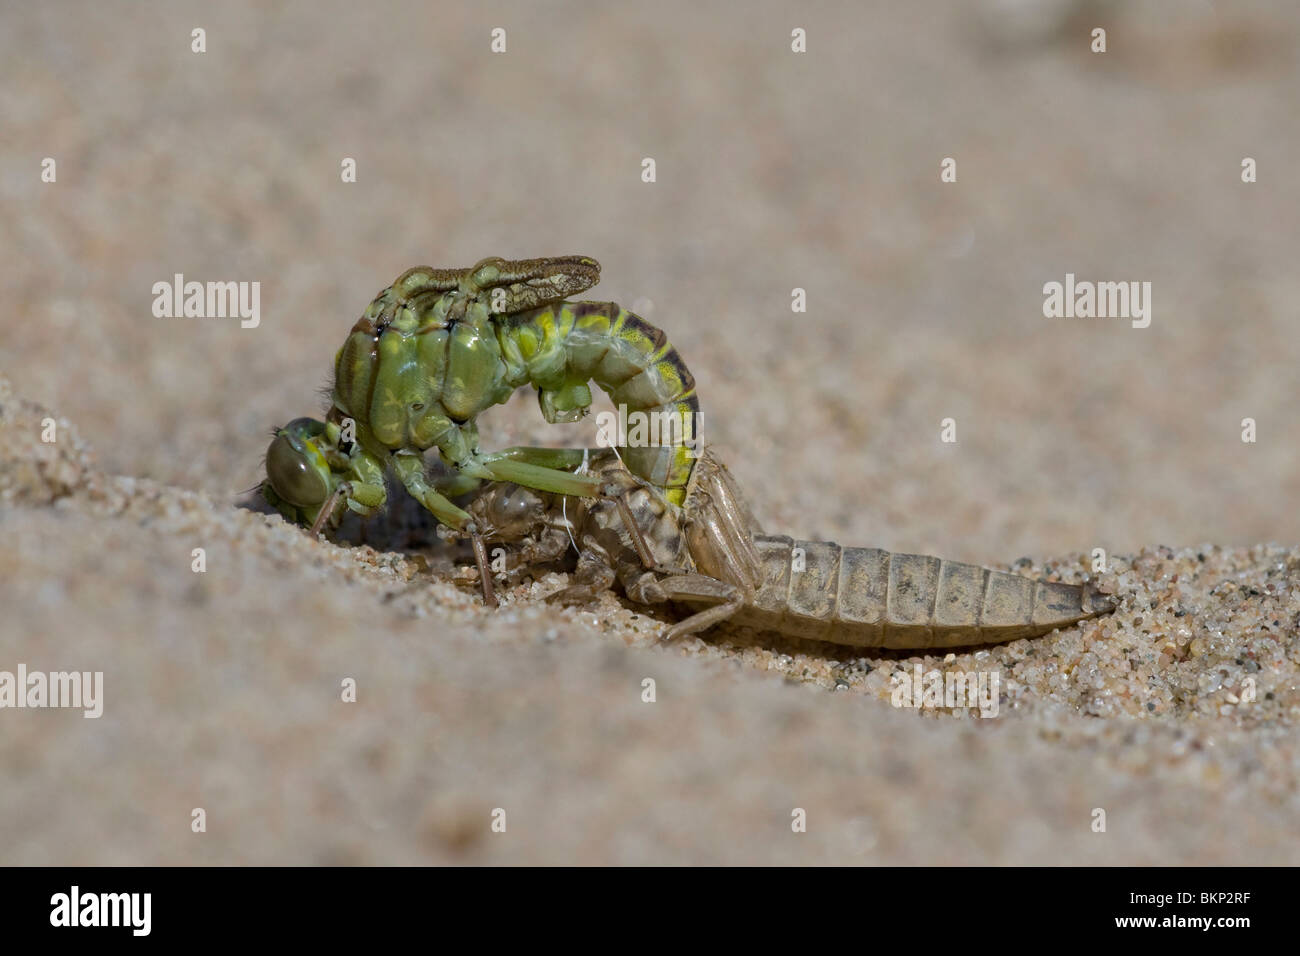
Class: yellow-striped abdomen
500,302,701,503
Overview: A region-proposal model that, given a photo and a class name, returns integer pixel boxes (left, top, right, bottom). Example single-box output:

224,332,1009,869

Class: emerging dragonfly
261,256,701,603
459,448,1117,647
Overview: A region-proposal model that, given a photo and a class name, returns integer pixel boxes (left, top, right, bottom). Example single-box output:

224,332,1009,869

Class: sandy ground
2,0,1298,864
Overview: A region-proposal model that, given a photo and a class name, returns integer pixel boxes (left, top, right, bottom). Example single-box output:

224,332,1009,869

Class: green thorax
331,277,520,465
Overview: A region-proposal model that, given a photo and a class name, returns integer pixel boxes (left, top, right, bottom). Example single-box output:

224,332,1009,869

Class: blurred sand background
2,0,1298,864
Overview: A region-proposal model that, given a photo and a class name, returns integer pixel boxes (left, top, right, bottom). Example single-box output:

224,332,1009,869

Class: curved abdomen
733,536,1114,648
501,302,700,503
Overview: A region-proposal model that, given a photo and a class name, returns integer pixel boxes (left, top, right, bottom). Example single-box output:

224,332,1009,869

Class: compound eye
266,433,328,507
487,484,543,535
282,417,326,441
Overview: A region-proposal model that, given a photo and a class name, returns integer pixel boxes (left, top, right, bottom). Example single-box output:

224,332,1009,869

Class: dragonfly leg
427,469,485,499
308,479,387,537
470,534,497,608
479,445,596,471
347,479,388,513
468,453,603,498
391,453,499,607
308,483,348,537
392,454,476,528
477,446,659,570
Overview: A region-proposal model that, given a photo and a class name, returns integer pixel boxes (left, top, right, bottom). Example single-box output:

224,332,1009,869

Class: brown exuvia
461,448,1116,647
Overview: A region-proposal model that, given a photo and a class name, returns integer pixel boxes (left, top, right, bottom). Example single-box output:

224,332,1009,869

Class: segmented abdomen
501,302,700,504
735,536,1114,648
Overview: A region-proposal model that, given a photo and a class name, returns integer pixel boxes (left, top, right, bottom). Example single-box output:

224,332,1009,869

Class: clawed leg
470,534,498,608
542,544,743,641
309,482,350,537
544,549,617,606
308,479,388,537
444,445,676,609
477,445,661,571
629,572,744,641
612,492,658,569
392,453,500,607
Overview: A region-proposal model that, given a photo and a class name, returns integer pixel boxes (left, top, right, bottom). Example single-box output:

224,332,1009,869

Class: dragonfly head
262,417,338,525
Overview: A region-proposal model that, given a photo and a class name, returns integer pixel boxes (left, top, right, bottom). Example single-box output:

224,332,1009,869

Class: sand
2,0,1298,865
